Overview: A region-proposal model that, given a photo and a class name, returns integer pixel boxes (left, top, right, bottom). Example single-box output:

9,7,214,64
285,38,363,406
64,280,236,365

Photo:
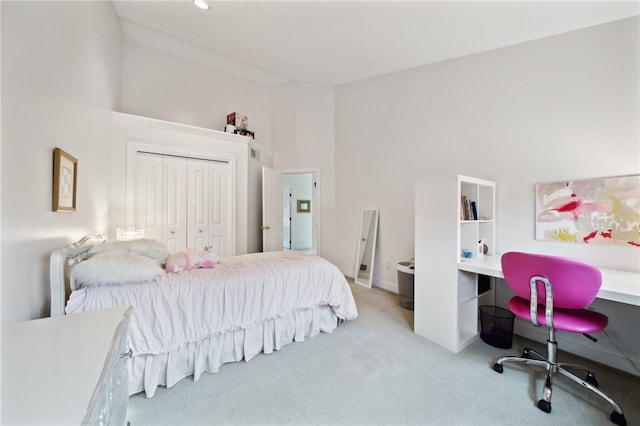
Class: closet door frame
125,140,237,254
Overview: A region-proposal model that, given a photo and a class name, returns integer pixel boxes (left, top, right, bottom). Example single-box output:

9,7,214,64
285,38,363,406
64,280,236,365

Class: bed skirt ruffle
129,305,338,397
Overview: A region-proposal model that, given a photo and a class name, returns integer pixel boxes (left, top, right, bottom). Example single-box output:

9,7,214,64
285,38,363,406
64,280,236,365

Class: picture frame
297,199,311,213
52,147,77,212
535,174,640,246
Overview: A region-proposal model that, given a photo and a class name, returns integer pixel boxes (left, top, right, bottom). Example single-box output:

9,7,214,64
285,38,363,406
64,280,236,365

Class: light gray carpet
127,283,640,425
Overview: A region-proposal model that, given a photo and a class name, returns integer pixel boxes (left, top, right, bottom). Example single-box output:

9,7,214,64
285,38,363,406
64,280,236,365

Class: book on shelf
460,196,476,220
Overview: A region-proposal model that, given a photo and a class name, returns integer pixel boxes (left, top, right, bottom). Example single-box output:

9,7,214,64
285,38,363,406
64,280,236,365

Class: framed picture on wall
297,199,311,213
52,147,77,212
535,174,640,246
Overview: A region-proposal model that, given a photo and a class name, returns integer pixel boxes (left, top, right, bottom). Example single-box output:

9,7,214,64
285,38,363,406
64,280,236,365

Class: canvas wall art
535,175,640,247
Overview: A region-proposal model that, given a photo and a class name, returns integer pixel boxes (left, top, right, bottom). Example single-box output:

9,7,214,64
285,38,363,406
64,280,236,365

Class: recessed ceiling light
194,0,209,10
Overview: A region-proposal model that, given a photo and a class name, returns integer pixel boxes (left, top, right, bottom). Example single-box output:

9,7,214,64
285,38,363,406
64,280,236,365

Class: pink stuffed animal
165,247,220,273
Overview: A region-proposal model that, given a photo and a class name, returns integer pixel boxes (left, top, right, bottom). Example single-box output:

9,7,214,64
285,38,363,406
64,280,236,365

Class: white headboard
49,234,107,316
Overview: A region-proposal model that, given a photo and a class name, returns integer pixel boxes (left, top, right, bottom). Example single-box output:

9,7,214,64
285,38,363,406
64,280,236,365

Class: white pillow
72,252,164,287
116,239,170,264
87,242,127,257
87,239,169,264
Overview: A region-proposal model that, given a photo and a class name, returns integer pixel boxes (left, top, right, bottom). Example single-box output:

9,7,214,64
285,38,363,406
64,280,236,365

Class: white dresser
1,306,131,425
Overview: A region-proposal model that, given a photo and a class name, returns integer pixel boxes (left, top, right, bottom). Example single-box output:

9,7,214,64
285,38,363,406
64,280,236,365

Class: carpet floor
127,282,640,425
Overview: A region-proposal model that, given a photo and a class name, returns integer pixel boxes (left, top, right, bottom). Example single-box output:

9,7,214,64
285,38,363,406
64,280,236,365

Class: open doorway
283,171,318,255
262,168,319,255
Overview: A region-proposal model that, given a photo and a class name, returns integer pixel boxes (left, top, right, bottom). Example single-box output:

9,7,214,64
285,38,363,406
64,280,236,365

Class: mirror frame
354,208,379,288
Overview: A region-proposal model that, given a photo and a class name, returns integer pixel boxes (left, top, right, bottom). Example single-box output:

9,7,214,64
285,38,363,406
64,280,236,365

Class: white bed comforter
66,251,358,357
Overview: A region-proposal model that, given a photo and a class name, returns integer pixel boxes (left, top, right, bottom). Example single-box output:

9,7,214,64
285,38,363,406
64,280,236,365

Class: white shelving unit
414,175,496,353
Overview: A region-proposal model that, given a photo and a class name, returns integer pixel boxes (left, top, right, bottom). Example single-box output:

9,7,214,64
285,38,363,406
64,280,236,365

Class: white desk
458,255,640,307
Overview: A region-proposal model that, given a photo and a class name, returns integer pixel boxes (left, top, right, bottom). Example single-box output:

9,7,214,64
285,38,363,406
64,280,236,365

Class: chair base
493,346,626,426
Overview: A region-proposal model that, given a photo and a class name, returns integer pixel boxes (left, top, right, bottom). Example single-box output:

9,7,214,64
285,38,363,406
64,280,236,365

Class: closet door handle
261,226,270,230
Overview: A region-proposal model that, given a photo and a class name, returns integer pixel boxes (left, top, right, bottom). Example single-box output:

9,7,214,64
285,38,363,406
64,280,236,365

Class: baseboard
337,264,354,279
337,264,399,294
514,319,640,378
373,278,398,294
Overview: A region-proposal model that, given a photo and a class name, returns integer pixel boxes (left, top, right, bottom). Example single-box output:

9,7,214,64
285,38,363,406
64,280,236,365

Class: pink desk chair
493,252,626,425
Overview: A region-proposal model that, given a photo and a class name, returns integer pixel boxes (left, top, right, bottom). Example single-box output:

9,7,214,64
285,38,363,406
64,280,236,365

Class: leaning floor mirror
354,209,379,288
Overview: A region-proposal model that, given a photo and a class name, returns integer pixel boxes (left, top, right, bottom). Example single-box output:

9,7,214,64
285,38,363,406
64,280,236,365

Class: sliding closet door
163,156,187,253
187,159,232,255
133,151,232,255
187,158,209,250
207,161,232,256
133,153,163,241
133,153,187,252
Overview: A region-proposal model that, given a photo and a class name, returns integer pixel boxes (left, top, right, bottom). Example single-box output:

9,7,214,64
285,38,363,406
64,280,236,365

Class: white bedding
66,250,358,396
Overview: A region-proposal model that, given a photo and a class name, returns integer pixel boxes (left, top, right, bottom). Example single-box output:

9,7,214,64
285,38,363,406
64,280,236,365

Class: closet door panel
131,150,233,255
133,153,163,242
164,156,187,253
187,159,209,250
209,161,232,256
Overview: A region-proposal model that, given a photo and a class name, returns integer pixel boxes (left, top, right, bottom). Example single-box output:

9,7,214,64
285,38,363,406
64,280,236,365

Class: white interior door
262,166,283,252
283,186,292,249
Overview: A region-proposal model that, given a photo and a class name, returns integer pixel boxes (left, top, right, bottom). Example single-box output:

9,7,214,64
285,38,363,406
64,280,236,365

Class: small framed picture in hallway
297,200,310,213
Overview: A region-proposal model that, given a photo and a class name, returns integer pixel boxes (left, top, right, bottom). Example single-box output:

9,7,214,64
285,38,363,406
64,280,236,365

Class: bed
50,235,358,398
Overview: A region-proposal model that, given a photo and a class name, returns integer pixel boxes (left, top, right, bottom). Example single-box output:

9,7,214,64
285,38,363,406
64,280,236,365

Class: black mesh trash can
397,261,414,310
479,305,515,349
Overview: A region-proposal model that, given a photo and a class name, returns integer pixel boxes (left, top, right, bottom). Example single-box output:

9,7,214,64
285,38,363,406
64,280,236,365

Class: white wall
0,2,3,415
334,17,639,290
271,82,336,259
121,42,273,154
121,46,338,259
1,1,122,321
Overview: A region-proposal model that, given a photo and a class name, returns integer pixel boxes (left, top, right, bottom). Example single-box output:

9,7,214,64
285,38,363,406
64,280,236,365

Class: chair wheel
610,411,627,426
537,399,551,413
522,348,532,359
585,372,599,387
493,363,503,373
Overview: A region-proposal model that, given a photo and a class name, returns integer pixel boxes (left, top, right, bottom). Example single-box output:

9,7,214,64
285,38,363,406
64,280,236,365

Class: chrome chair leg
557,366,626,422
557,362,593,374
522,347,545,361
538,370,553,412
494,353,559,415
493,355,547,371
558,362,599,386
493,351,628,425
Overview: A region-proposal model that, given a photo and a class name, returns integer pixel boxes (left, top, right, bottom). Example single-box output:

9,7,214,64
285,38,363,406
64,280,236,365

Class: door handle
261,226,271,230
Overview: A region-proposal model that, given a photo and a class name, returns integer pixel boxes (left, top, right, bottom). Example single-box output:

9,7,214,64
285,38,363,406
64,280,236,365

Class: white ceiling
112,1,640,86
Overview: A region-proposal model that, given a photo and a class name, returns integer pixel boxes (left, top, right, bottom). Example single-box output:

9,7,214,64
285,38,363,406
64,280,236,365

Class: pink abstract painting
536,175,640,247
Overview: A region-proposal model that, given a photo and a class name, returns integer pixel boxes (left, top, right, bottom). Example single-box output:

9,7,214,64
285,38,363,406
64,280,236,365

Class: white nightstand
1,306,131,425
